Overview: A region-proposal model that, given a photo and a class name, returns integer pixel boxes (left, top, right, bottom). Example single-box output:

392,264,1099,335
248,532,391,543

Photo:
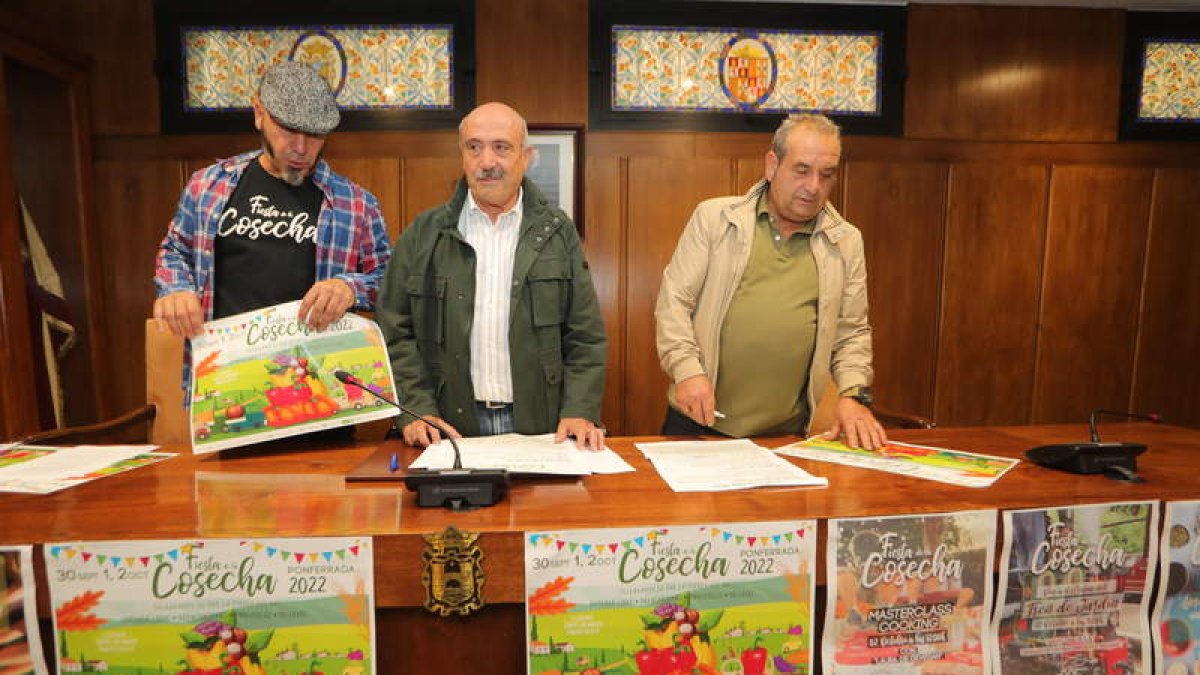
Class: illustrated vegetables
740,637,768,675
640,594,723,673
180,610,272,675
262,351,337,427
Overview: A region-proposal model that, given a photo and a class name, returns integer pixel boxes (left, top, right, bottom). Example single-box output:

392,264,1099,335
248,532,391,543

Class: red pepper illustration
676,643,698,672
741,637,768,675
635,642,662,675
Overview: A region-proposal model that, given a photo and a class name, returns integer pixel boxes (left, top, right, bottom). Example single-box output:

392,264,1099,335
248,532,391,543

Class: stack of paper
635,438,828,492
0,444,172,494
409,433,634,476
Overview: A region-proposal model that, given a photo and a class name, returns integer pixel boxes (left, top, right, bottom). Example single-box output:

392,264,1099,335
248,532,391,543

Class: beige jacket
654,180,873,431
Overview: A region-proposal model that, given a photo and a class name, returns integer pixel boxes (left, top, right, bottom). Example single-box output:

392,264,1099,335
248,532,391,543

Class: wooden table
3,423,1197,672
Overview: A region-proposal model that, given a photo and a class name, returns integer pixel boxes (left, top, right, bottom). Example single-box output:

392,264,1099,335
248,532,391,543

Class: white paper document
408,433,634,476
635,438,828,492
0,444,171,494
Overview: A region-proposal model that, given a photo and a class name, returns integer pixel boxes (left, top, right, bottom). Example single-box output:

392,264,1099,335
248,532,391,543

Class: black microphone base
1025,442,1147,480
404,468,509,510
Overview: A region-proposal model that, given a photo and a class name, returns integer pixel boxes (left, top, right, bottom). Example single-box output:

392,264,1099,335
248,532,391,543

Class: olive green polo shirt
712,194,819,437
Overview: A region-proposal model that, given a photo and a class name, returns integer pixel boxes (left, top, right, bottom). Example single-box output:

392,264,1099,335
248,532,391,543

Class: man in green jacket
377,102,607,449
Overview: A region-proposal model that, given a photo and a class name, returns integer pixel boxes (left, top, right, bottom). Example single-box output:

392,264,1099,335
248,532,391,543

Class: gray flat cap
258,61,340,135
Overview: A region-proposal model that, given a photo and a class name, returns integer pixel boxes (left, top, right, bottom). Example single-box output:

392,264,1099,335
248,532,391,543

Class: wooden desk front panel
3,423,1198,672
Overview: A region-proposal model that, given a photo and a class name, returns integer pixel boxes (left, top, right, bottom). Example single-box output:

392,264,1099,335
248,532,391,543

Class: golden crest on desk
422,526,485,616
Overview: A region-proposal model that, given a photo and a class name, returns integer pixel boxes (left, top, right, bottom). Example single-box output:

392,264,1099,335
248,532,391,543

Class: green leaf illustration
245,628,275,654
639,612,667,628
696,609,724,633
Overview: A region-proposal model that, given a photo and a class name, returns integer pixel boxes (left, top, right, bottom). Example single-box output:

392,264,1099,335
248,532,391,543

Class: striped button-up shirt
458,189,523,403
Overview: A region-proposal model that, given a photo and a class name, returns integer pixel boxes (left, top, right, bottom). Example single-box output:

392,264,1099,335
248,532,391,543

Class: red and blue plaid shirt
155,150,392,394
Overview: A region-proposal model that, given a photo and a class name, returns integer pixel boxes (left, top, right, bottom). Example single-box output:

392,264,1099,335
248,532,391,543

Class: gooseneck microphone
333,370,508,510
1088,409,1161,443
1025,408,1161,483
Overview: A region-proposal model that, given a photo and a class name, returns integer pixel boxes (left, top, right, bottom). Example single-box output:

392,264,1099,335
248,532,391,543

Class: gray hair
771,113,841,160
458,103,530,149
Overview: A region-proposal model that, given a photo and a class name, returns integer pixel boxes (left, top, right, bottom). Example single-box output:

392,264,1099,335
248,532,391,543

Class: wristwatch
841,385,874,408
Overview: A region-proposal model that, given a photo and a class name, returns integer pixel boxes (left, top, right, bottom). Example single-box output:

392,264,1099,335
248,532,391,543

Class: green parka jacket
377,178,606,436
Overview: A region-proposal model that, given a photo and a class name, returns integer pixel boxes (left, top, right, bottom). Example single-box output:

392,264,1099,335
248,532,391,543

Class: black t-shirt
213,159,322,318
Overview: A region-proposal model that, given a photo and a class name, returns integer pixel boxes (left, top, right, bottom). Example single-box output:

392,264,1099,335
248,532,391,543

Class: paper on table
408,433,633,476
775,437,1019,487
635,438,828,492
0,444,171,494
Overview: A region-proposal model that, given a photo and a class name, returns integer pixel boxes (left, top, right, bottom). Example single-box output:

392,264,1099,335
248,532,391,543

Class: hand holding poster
991,501,1158,675
189,301,398,452
824,510,996,674
524,521,816,675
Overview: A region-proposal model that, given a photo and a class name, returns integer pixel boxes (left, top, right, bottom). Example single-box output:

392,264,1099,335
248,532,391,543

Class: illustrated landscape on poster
190,301,397,452
525,521,817,675
45,537,376,675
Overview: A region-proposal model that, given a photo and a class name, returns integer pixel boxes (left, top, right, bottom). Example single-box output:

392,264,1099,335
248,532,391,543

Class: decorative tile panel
1138,40,1200,122
612,26,881,115
183,25,454,111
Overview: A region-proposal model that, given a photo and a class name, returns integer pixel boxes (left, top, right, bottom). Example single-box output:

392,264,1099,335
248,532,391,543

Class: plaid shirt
155,150,392,394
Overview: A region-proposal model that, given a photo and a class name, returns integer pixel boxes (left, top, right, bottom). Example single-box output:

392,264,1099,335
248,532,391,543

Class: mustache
474,167,505,181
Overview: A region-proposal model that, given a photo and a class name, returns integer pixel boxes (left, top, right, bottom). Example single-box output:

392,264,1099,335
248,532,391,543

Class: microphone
1025,409,1160,483
333,370,508,510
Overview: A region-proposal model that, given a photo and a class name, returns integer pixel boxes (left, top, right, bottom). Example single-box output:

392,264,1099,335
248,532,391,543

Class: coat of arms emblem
422,526,486,616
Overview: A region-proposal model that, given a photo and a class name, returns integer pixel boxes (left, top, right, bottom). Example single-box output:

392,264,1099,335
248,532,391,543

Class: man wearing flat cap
154,61,391,391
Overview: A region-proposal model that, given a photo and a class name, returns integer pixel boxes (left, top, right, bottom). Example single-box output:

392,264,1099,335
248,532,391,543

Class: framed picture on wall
154,0,475,133
527,124,585,235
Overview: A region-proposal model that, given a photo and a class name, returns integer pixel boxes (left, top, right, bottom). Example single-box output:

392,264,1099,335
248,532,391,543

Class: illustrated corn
644,620,679,649
690,635,718,668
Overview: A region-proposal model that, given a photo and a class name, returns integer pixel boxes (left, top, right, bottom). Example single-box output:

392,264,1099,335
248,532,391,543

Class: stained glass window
182,25,454,111
612,27,881,115
1137,39,1200,122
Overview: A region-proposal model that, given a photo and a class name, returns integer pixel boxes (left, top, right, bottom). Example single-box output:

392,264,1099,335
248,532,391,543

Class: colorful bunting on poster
527,525,809,553
46,539,366,568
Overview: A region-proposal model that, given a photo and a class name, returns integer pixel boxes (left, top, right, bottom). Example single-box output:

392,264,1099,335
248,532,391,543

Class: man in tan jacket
654,113,886,449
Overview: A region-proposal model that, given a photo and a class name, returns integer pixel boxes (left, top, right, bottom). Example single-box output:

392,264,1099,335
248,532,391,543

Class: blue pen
388,453,399,473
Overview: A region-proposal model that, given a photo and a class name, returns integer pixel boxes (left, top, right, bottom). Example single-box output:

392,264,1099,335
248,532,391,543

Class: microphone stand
333,371,508,510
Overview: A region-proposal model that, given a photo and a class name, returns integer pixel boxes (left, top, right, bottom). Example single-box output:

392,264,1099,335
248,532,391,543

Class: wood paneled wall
905,5,1125,142
11,0,1200,435
588,136,1200,433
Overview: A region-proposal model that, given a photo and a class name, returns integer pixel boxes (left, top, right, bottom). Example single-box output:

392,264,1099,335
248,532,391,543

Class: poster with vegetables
1153,500,1200,674
45,537,375,675
1,545,48,675
824,510,996,674
524,521,816,675
189,301,398,453
990,501,1158,675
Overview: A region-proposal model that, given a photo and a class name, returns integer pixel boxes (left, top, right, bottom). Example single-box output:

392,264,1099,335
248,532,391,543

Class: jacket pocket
528,258,572,327
406,274,447,344
540,348,564,426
